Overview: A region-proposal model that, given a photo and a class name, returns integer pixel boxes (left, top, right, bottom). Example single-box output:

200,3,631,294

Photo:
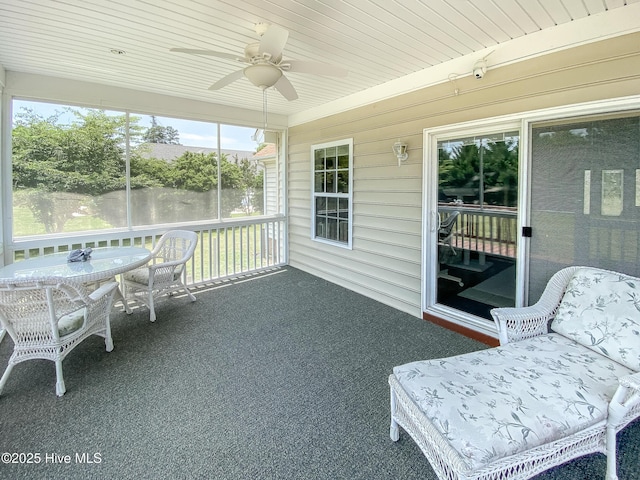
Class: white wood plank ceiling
1,0,639,121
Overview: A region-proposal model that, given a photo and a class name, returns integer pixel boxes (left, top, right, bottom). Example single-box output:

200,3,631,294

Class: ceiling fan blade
209,69,246,90
273,75,298,101
283,60,348,77
259,25,289,59
170,48,246,62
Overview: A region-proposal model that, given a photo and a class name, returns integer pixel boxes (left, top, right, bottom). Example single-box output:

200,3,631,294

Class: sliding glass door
426,127,520,326
424,105,640,337
528,111,640,302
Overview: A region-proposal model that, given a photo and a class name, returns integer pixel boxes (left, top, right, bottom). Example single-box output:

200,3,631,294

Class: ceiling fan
170,23,348,101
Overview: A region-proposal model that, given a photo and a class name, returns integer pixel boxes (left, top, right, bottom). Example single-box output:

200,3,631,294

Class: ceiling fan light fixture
244,64,282,89
172,23,344,101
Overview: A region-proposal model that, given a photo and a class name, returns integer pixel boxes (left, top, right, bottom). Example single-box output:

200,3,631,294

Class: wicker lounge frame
389,266,640,480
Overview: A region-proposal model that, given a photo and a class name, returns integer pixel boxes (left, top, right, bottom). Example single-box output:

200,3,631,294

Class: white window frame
310,138,353,249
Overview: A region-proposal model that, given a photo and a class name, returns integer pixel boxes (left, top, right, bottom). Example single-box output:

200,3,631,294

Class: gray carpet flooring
0,267,638,479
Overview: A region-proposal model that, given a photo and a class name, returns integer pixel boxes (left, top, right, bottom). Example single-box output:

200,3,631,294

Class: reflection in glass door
528,112,640,302
434,131,519,320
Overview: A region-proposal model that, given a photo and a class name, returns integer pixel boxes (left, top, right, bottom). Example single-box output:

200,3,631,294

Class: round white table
0,247,151,282
0,247,151,326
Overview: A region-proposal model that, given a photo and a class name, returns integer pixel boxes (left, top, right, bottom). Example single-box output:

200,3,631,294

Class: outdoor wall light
393,141,408,166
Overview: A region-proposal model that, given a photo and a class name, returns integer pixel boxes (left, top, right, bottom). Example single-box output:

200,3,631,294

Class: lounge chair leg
118,288,132,314
390,422,399,442
149,303,156,322
55,360,66,396
186,288,196,302
121,295,132,314
0,363,15,395
390,389,400,441
605,422,619,480
105,325,114,352
148,293,156,322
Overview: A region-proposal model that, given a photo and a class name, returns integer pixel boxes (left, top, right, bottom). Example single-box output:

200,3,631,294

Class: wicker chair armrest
491,305,553,345
147,259,185,271
87,281,119,303
491,266,581,345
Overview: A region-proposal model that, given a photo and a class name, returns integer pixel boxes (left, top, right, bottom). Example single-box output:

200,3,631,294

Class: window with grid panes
311,139,353,248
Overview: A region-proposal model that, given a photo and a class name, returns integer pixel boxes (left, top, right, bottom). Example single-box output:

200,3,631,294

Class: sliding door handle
431,211,441,232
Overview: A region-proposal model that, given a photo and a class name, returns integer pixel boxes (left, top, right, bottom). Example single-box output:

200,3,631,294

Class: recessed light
110,49,126,55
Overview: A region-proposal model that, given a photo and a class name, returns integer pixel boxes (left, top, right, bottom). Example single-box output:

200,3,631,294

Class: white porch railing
6,215,287,287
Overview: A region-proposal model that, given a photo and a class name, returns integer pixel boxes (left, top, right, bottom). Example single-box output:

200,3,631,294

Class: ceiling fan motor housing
171,23,344,101
244,64,283,88
244,43,282,64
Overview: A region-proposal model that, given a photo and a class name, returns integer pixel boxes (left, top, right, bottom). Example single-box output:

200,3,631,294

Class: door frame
421,95,640,339
422,118,525,338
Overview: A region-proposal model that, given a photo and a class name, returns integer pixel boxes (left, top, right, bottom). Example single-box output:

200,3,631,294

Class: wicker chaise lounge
389,266,640,480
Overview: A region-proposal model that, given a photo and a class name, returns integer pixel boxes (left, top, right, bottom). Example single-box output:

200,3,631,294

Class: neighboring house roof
139,143,255,164
252,143,277,160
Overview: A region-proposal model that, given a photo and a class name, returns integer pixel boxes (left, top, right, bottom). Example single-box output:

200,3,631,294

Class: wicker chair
438,210,460,256
389,266,640,480
123,230,198,322
438,210,463,286
0,278,119,396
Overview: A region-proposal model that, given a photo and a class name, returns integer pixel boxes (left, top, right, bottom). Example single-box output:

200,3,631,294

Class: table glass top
0,247,150,280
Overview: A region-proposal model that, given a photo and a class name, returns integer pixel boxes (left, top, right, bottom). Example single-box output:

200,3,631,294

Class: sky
12,99,260,152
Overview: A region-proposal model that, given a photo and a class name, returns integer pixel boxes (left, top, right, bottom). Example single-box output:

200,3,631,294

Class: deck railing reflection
439,205,517,258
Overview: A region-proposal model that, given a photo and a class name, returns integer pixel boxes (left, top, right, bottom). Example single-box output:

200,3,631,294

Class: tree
238,157,264,214
438,138,519,208
13,108,127,194
438,143,480,199
142,115,180,144
171,151,217,192
12,105,259,233
483,139,518,207
129,154,173,188
12,108,129,232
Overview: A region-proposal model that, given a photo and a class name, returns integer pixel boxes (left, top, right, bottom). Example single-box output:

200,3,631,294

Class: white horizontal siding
263,160,279,216
287,32,640,320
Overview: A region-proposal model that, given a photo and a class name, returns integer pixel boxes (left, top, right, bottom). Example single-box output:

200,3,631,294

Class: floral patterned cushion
393,333,633,472
123,268,152,285
123,266,182,285
57,308,86,337
551,267,640,371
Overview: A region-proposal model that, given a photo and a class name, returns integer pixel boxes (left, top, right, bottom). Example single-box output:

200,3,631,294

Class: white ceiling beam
4,72,288,129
